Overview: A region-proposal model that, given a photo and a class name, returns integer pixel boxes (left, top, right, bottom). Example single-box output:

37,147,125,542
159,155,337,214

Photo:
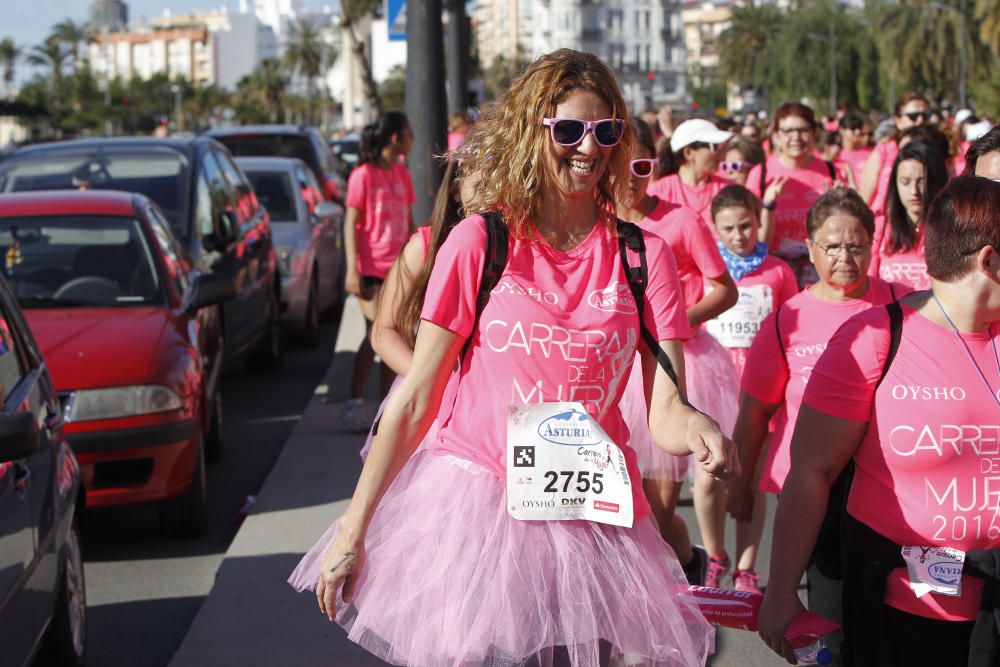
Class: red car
0,191,235,537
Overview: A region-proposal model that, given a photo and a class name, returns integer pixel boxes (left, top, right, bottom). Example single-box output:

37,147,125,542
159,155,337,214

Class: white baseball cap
966,120,993,142
670,119,734,153
955,108,974,125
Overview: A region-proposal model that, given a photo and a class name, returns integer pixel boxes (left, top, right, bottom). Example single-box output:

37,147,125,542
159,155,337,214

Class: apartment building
681,0,732,88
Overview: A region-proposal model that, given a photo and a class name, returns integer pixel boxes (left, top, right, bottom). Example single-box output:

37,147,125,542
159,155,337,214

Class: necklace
931,291,1000,409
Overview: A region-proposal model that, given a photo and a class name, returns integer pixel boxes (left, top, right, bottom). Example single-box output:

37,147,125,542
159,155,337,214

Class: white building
251,0,306,45
475,0,687,112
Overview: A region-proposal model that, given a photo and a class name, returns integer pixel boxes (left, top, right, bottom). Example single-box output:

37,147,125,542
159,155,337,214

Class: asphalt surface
79,311,343,667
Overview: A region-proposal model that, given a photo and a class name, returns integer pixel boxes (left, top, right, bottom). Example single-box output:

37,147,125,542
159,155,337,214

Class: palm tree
341,0,383,114
0,38,22,98
53,19,89,68
717,1,785,94
254,58,289,122
976,0,1000,59
27,35,71,85
284,17,327,122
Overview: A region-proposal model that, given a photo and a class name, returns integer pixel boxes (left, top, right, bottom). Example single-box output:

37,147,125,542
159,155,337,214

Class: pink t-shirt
647,174,728,230
447,130,465,151
804,304,1000,621
638,199,728,311
707,255,799,378
869,215,930,291
346,162,415,278
954,141,970,175
747,155,843,258
869,141,899,216
421,216,693,522
836,147,873,186
741,277,905,493
416,225,432,256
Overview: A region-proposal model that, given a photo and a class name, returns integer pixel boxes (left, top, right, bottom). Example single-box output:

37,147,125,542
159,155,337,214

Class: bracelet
762,201,777,211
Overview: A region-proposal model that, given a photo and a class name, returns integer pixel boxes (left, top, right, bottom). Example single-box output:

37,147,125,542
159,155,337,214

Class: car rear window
244,170,297,222
0,215,164,308
213,135,320,174
0,146,190,233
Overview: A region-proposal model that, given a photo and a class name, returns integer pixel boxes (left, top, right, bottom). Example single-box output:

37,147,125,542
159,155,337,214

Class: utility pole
407,0,447,224
446,0,469,113
959,0,968,108
829,21,837,112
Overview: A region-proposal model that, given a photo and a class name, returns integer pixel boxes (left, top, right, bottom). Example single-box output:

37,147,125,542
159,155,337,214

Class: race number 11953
543,471,604,494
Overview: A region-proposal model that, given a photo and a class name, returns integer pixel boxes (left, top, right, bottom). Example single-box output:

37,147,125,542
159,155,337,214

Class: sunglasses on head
542,117,625,147
720,160,749,172
629,158,658,177
903,111,932,122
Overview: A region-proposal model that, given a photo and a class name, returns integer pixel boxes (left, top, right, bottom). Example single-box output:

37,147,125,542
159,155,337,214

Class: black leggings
883,606,974,667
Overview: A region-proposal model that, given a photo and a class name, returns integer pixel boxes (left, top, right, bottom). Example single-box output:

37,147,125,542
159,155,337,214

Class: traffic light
647,72,655,82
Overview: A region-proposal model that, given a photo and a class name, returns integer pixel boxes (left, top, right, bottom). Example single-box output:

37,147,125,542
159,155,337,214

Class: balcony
661,28,680,42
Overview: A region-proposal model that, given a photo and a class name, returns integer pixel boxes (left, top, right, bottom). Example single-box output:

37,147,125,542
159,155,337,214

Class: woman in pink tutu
289,49,735,666
360,160,467,460
616,119,740,590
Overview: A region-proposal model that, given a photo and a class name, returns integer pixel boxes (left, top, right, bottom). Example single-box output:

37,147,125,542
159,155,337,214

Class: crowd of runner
288,48,1000,666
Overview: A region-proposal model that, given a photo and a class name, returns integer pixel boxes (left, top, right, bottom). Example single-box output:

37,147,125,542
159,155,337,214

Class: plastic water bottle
793,640,833,665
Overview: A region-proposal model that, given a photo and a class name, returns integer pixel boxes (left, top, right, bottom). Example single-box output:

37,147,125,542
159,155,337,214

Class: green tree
284,17,335,124
341,0,383,114
975,0,1000,59
378,64,405,112
0,38,22,98
236,59,289,123
718,1,785,94
482,48,530,101
27,35,71,85
52,19,89,68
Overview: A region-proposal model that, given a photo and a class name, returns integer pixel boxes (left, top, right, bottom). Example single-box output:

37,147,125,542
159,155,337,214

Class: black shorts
361,276,385,288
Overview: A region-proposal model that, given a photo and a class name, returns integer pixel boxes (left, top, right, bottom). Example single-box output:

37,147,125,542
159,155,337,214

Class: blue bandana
717,241,769,281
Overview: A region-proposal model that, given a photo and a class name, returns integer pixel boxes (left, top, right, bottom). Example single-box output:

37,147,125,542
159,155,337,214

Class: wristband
762,201,777,211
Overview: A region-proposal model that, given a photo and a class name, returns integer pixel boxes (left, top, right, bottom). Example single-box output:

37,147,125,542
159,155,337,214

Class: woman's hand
316,532,366,621
758,589,807,664
726,475,755,523
686,411,739,481
345,269,362,297
763,175,789,208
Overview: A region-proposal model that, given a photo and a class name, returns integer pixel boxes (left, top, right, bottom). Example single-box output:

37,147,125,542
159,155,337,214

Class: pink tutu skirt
288,449,714,666
624,329,738,482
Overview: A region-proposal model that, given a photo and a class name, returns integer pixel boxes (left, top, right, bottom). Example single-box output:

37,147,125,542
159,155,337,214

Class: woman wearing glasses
618,117,740,590
746,103,845,287
718,137,765,188
727,189,908,656
869,141,948,291
759,176,1000,666
648,118,734,227
858,92,932,213
292,49,728,666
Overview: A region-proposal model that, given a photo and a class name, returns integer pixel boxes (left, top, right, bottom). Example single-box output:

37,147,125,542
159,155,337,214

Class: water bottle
793,639,833,665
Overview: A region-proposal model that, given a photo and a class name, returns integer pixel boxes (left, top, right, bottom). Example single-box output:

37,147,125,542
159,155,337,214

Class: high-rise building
90,0,129,33
681,0,732,89
473,0,534,69
252,0,305,45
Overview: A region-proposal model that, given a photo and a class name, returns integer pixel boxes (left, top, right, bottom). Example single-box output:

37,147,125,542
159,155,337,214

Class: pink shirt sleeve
420,215,488,337
682,216,728,280
775,261,799,308
346,165,369,211
642,231,693,342
746,163,764,198
802,308,891,421
741,311,789,404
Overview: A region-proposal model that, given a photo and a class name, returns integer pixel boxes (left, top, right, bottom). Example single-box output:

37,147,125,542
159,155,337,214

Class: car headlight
64,385,184,423
276,246,293,276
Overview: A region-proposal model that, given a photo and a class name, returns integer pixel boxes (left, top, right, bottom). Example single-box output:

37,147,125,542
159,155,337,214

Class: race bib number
901,546,965,598
506,402,634,528
705,284,773,349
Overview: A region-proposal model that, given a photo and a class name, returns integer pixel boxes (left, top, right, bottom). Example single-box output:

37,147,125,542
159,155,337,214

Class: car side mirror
203,210,239,253
189,273,237,312
314,202,340,222
0,412,40,464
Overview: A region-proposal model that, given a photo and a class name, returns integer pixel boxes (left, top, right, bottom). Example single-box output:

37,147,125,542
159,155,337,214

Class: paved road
80,313,343,667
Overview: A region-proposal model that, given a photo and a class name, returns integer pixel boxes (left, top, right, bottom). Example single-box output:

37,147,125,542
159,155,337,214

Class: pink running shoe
704,553,731,589
733,569,762,595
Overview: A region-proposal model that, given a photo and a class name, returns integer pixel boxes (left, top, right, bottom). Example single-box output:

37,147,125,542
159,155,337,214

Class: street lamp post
446,0,469,113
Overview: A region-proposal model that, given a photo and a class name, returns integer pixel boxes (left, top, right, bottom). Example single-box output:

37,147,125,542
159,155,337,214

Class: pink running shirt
637,199,728,313
747,155,844,259
868,141,899,216
346,162,415,279
708,255,799,378
869,215,930,291
421,215,693,522
647,174,728,231
804,304,1000,621
835,147,873,187
741,277,905,493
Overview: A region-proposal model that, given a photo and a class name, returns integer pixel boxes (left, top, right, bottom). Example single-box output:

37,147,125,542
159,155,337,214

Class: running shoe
733,568,762,595
704,552,731,589
340,398,372,433
682,545,708,586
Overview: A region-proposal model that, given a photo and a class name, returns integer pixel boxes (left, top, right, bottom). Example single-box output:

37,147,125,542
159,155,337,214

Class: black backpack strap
773,304,787,366
615,219,692,407
461,210,509,362
876,301,903,388
825,159,836,181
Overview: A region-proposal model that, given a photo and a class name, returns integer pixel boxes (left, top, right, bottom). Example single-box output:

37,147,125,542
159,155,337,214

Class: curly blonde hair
458,49,634,238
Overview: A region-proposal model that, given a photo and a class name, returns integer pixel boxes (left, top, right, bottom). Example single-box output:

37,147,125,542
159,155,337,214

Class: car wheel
205,389,224,464
159,436,209,539
36,513,86,666
247,286,284,373
298,277,321,348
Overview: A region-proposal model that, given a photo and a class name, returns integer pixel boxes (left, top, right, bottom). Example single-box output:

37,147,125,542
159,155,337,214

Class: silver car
237,157,344,345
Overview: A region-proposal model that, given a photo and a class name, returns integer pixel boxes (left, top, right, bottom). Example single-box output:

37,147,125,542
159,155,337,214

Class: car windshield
244,170,297,223
214,134,320,173
0,215,163,308
0,145,190,235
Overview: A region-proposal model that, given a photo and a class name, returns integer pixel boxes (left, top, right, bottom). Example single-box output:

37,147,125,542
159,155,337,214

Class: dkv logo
588,283,637,314
928,561,963,585
538,409,601,446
